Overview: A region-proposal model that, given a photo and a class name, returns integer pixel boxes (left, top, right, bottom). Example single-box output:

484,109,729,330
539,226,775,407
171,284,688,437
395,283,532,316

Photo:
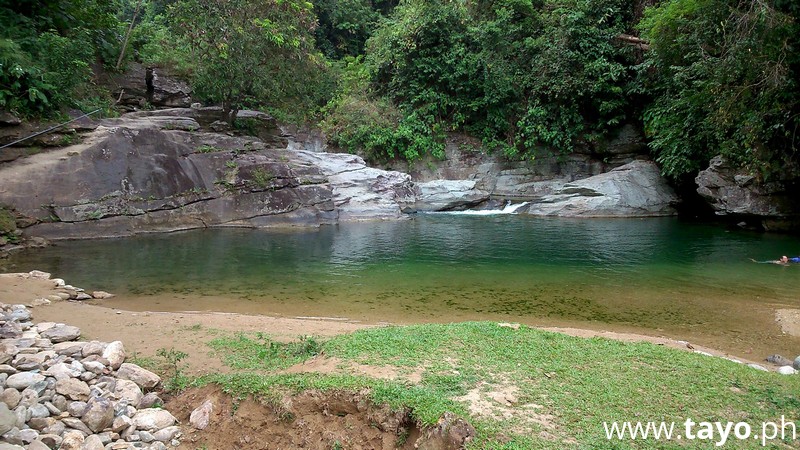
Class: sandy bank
0,272,785,373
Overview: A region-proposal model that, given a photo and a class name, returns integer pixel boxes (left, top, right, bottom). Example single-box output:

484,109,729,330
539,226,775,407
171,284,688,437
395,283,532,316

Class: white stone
116,363,160,390
778,366,797,375
152,425,180,442
189,399,213,430
748,363,769,372
101,342,125,370
45,362,82,380
5,373,45,390
132,409,176,432
81,341,106,357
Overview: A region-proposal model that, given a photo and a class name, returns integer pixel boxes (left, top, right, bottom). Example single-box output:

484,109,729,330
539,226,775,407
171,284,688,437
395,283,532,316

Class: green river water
4,214,800,359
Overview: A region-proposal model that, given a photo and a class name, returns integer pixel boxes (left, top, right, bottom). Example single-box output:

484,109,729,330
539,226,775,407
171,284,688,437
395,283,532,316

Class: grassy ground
178,322,800,448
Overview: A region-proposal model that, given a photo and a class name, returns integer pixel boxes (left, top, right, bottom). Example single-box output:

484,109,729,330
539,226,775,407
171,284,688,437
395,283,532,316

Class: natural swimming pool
5,214,800,360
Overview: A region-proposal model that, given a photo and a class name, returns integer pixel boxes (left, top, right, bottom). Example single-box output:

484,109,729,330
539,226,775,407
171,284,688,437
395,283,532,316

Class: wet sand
2,272,790,373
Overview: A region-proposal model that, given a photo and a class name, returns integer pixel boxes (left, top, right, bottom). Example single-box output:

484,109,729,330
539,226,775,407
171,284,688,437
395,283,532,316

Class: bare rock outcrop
695,155,800,230
524,160,679,217
0,110,415,240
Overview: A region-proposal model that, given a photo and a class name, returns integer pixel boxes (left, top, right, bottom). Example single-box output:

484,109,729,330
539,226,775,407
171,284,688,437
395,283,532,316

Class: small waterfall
434,201,529,216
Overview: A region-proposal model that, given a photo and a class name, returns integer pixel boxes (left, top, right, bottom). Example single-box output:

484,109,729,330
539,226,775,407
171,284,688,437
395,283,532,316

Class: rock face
105,63,192,109
696,155,800,229
414,180,490,212
0,109,415,240
523,160,679,217
290,151,416,221
404,125,649,199
0,110,677,242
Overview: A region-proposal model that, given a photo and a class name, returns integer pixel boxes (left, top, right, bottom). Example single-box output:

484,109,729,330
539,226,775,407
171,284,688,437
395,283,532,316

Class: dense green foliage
167,0,324,123
323,0,637,161
2,0,798,184
0,0,119,115
639,0,800,181
313,0,397,59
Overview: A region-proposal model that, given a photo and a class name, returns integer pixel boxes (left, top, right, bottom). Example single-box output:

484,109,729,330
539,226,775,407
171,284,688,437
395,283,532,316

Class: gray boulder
116,363,160,390
40,324,80,343
696,155,799,224
0,403,15,435
524,160,678,217
80,397,114,433
5,373,44,390
413,180,489,212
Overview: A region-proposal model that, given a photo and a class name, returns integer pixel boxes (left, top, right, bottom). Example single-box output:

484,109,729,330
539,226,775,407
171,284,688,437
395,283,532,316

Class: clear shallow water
5,215,800,357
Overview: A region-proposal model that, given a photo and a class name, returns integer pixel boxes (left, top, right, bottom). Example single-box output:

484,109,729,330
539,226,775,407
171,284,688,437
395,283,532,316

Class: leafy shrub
323,0,636,162
0,39,55,114
639,0,800,181
321,57,445,162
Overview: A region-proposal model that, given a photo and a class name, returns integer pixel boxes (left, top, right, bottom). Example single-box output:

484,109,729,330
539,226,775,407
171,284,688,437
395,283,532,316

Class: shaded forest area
1,0,798,188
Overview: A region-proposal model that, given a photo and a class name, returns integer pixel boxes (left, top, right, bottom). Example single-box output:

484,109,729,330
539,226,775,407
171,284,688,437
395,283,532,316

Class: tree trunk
222,101,238,126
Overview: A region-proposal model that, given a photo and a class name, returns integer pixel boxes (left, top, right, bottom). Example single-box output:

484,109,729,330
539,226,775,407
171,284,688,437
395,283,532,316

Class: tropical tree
170,0,319,124
639,0,800,182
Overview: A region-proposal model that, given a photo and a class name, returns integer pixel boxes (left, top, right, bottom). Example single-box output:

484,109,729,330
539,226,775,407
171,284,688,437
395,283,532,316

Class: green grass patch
208,333,321,370
202,322,800,448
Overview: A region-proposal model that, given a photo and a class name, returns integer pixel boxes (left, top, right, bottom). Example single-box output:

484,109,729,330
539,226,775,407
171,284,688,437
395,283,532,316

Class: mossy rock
0,208,17,234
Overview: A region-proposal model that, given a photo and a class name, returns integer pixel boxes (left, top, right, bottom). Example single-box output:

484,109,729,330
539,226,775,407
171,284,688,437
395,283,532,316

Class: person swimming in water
751,255,800,264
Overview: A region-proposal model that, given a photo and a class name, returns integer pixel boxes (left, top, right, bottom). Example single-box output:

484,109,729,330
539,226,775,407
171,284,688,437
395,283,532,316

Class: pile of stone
0,301,181,449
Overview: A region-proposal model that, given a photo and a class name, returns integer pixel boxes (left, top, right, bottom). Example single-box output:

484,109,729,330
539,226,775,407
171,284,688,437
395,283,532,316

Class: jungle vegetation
1,0,798,184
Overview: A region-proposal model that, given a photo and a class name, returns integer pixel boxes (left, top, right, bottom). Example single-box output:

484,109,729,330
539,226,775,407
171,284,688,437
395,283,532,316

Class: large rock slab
696,155,800,229
0,111,420,240
290,151,416,221
39,324,80,343
413,180,489,212
524,160,678,217
1,113,677,236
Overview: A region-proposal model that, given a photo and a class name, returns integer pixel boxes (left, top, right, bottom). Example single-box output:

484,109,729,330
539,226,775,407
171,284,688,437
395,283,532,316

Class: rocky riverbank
0,272,179,450
0,106,679,245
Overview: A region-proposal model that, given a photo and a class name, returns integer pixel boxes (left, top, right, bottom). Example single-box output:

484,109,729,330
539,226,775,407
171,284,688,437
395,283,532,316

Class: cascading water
432,201,530,215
